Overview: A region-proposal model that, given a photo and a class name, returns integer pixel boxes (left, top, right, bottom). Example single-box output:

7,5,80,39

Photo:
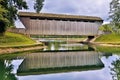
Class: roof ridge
18,12,103,21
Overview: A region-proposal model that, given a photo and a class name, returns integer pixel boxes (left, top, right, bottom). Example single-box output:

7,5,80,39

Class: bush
0,20,6,35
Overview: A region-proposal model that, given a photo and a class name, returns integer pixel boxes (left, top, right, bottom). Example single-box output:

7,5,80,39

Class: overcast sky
17,0,112,28
21,0,112,24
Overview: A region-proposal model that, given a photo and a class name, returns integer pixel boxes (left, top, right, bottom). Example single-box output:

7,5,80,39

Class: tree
99,24,113,33
110,58,120,80
0,0,28,34
0,0,44,34
0,0,28,26
0,60,17,80
0,3,9,35
109,0,120,34
34,0,44,13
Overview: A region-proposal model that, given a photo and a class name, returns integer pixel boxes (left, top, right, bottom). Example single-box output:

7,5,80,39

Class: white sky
17,0,112,28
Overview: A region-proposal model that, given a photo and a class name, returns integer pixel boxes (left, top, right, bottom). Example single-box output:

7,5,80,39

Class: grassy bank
95,34,120,44
0,32,36,47
95,46,120,54
0,32,45,54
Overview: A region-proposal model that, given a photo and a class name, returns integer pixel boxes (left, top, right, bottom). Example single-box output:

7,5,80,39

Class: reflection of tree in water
0,60,17,80
110,58,120,80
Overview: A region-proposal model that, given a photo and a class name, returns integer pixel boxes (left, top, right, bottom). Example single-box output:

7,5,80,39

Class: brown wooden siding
23,18,101,36
19,17,30,29
17,12,103,36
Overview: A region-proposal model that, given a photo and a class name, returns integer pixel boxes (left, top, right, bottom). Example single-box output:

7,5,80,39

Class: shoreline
0,46,46,54
90,42,120,47
0,43,46,54
1,41,120,54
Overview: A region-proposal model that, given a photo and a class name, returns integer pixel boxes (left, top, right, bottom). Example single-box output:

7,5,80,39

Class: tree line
100,0,120,34
0,0,44,35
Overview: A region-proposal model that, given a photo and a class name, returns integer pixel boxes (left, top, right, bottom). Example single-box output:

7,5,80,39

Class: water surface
0,40,120,80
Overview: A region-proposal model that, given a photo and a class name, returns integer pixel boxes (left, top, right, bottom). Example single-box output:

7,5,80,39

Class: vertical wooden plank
20,17,102,36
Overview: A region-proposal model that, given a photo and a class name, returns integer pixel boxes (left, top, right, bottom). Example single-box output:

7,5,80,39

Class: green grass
95,46,120,54
95,34,120,44
0,32,35,47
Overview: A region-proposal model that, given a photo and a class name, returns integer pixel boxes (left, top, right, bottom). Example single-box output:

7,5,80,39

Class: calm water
0,40,120,80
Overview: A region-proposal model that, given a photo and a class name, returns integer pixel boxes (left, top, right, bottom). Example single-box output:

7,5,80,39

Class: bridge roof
18,12,103,22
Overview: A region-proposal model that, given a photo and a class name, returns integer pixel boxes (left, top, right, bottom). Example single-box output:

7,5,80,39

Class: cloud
41,0,112,22
24,0,112,22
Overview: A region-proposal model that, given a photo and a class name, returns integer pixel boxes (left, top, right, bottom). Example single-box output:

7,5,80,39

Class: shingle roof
18,12,103,22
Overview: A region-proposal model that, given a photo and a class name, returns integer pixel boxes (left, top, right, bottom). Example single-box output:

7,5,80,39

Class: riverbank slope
0,32,44,54
93,34,120,47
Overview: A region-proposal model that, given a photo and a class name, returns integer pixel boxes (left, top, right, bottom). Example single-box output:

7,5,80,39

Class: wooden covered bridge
17,12,103,36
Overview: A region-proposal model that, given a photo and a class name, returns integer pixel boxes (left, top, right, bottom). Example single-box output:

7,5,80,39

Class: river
0,40,120,80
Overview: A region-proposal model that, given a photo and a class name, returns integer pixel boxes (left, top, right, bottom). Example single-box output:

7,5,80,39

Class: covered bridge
18,12,103,36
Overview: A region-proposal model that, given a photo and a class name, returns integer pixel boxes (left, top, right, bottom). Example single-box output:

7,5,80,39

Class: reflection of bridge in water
17,51,104,76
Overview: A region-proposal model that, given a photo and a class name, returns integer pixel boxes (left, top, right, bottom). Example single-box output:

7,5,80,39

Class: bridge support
87,36,95,42
80,36,95,44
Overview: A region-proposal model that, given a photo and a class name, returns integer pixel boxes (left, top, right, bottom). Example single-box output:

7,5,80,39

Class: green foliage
0,0,44,33
0,5,9,34
0,0,28,26
109,0,120,34
0,20,6,35
0,0,28,34
99,24,113,33
0,60,17,80
95,33,120,43
111,23,120,34
109,0,120,22
34,0,44,13
110,58,120,80
0,32,35,47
